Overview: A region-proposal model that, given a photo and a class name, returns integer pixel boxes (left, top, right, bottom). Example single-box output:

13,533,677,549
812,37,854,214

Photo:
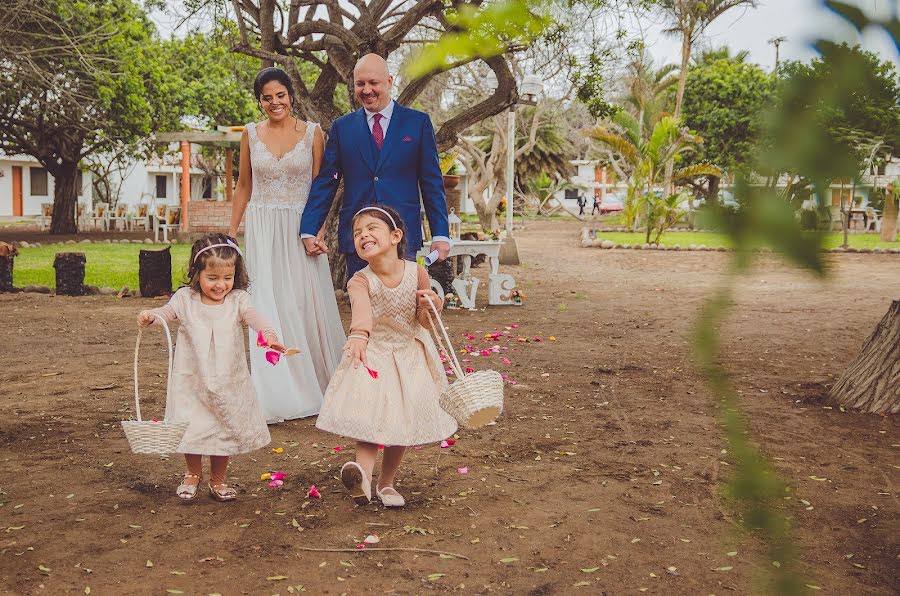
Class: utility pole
768,36,787,69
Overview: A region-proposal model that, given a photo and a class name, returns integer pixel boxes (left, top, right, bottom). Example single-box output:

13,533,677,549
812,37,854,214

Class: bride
229,67,345,422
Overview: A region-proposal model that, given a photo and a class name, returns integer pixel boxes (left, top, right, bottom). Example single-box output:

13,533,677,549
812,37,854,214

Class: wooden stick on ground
296,546,470,560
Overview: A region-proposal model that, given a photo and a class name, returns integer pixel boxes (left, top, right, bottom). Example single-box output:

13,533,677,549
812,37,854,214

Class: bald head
354,53,393,112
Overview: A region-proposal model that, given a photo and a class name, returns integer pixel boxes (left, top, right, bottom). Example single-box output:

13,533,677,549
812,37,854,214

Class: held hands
137,310,155,327
302,235,329,256
429,240,451,262
342,336,369,369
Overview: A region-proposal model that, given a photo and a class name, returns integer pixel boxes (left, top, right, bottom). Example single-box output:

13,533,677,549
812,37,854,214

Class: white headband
355,206,398,230
193,238,243,263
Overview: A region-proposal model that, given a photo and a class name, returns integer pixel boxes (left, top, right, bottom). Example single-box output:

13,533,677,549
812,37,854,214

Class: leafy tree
0,0,182,233
768,43,900,240
680,58,775,202
657,0,759,119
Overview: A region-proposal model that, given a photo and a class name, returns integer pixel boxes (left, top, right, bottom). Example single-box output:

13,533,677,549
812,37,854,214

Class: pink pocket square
402,136,413,142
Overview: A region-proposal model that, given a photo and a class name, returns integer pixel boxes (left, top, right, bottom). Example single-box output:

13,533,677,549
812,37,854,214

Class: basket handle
424,294,465,379
133,314,174,422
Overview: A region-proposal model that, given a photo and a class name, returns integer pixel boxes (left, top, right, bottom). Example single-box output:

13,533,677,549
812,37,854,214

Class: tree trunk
880,195,897,242
49,160,80,234
139,247,172,297
53,252,86,296
829,300,900,414
705,176,720,206
324,187,346,290
0,255,13,292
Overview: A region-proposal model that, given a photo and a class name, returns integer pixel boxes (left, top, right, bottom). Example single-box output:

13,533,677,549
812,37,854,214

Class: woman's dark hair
253,67,295,105
185,233,250,292
351,204,408,259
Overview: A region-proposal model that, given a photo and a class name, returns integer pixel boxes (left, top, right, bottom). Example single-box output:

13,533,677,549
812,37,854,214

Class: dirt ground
0,219,897,595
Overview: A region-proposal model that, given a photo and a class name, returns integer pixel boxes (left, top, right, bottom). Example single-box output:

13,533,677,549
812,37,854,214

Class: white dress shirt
302,98,452,248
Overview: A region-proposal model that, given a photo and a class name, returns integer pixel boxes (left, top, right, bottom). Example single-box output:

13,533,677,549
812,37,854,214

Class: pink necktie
372,113,384,150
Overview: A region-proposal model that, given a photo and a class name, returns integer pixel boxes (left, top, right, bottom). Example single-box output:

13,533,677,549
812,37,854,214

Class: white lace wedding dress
244,121,346,422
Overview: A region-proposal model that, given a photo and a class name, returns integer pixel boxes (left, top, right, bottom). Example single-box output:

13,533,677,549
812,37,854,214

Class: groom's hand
429,240,450,262
303,236,327,256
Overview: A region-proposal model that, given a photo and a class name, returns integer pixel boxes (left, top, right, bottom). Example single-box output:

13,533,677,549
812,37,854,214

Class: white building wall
0,154,91,217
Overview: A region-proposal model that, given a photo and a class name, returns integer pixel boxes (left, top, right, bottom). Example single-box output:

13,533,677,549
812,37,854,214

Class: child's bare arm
415,265,441,328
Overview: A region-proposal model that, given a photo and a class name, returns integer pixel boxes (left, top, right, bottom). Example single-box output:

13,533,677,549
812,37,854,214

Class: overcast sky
630,0,899,70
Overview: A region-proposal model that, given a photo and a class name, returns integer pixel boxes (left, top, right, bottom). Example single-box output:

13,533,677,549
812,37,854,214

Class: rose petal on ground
457,467,468,474
364,534,380,544
271,472,286,481
306,485,321,499
440,440,450,448
333,446,343,452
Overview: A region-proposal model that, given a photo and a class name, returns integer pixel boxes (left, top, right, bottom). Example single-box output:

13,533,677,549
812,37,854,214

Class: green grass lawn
13,243,193,289
595,231,900,250
11,230,900,289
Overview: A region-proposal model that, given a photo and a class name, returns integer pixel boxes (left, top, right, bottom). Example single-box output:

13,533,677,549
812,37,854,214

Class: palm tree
657,0,759,119
620,48,680,140
692,44,751,66
587,113,722,241
657,0,758,195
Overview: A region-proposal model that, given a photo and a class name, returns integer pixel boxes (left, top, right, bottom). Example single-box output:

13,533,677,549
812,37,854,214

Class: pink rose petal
464,366,474,374
265,350,281,365
256,330,268,347
457,467,468,474
365,365,379,379
271,472,286,481
502,358,511,365
356,544,365,550
333,445,343,452
440,440,450,448
306,485,321,499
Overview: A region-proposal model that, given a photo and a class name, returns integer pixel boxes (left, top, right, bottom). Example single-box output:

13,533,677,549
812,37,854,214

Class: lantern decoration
448,208,462,241
445,292,459,309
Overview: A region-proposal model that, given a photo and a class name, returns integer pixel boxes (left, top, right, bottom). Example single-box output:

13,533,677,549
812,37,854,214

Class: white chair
40,203,52,230
154,205,181,242
108,203,128,231
131,203,151,232
89,202,110,231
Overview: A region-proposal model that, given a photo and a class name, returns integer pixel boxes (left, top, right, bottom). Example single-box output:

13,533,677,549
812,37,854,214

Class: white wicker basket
121,315,188,454
426,296,504,429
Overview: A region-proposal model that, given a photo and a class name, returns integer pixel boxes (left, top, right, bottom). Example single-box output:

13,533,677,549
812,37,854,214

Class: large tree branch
383,0,443,46
434,56,517,151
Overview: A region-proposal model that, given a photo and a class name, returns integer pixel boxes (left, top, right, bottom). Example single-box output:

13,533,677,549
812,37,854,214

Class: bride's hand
303,236,326,256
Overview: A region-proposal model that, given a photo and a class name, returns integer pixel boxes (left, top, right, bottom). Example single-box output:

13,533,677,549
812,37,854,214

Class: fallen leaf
573,581,591,587
364,535,380,545
89,383,117,390
427,573,445,581
806,585,822,591
38,564,51,573
631,538,641,544
170,571,186,576
146,560,153,567
499,557,519,564
726,551,738,557
266,575,289,581
714,566,733,572
581,567,600,573
165,591,184,595
129,525,142,529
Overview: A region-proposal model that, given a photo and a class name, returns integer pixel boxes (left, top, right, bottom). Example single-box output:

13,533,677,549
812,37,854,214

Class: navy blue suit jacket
300,103,449,255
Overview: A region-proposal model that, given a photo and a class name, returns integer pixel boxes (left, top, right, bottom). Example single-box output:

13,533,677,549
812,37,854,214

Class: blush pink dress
315,261,458,446
149,288,272,456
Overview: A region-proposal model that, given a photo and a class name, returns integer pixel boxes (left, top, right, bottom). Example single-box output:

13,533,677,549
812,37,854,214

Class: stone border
579,228,900,254
6,238,177,249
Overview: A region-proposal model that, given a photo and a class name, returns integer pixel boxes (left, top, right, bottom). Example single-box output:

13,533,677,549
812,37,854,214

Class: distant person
576,194,586,215
592,195,601,215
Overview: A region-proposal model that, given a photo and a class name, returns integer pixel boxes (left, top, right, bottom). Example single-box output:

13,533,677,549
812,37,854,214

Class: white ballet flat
375,485,406,508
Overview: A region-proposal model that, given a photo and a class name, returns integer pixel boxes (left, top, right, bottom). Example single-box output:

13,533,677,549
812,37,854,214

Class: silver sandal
176,473,201,501
208,482,237,502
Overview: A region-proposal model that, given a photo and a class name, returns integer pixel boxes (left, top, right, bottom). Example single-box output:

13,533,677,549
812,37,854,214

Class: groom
300,53,452,279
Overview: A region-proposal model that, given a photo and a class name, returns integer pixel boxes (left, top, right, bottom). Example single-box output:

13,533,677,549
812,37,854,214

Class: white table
417,240,520,308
